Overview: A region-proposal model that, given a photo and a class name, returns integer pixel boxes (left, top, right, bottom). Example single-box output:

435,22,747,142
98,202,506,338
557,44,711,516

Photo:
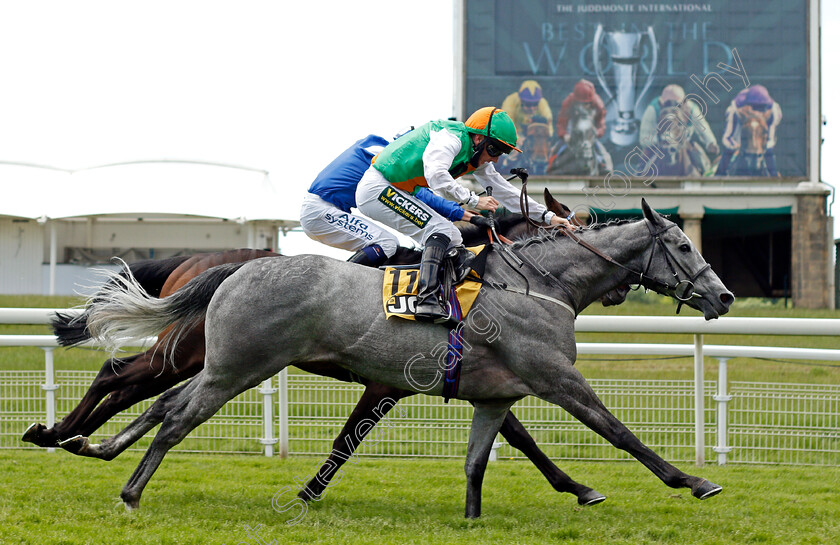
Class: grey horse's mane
507,217,643,249
581,217,640,231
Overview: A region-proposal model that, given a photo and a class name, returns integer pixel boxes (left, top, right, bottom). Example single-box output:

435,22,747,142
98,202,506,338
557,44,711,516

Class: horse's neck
488,221,652,311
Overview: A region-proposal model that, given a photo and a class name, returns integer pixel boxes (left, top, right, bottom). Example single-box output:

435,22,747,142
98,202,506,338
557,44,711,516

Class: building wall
0,218,42,294
792,194,832,308
1,218,280,295
50,219,250,261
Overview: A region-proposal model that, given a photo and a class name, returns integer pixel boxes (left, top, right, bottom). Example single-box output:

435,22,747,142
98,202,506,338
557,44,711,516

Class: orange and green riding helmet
465,107,522,154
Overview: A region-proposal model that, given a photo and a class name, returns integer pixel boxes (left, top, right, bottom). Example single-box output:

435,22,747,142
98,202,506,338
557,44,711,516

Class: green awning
703,206,792,215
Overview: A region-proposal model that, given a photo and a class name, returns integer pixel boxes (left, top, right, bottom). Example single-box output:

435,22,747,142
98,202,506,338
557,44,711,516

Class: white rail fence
2,309,839,466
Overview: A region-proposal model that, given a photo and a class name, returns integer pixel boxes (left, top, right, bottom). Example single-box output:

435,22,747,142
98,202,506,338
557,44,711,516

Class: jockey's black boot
447,245,476,284
414,234,450,323
346,244,387,268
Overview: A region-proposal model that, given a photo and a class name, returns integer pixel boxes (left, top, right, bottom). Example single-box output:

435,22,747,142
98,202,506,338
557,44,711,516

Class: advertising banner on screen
463,0,809,179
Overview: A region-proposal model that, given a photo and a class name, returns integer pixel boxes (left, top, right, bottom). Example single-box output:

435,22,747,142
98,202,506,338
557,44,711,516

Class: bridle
486,170,712,315
634,220,712,312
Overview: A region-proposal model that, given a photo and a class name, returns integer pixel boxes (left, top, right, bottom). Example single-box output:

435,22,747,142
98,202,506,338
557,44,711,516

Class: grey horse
77,199,734,518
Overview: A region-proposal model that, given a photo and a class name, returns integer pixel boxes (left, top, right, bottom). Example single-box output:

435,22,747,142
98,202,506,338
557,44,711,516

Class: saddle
381,245,488,322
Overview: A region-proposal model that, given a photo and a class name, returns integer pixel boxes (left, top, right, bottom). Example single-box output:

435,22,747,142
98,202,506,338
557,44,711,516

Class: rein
482,173,579,314
481,169,580,314
485,173,711,315
481,171,709,317
555,217,712,310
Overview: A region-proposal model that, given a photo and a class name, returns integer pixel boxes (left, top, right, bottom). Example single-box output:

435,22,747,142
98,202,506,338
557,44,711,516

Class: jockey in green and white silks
355,107,575,323
301,133,478,267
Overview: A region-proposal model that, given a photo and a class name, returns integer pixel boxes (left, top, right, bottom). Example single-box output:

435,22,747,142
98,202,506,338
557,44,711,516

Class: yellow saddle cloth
382,246,484,321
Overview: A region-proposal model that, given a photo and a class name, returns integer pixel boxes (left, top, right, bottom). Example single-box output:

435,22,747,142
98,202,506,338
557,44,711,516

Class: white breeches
354,167,462,248
299,193,399,256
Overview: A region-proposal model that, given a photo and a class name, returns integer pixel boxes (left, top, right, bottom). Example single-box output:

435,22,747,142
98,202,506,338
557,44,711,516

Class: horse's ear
543,188,570,216
641,198,665,227
544,188,561,214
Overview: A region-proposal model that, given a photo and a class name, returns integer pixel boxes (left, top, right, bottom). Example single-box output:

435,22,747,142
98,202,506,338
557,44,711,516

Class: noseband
640,221,712,311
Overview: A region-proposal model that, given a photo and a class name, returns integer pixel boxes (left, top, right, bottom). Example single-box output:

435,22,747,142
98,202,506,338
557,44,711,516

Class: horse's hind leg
22,354,146,447
299,382,413,501
544,365,721,500
75,347,205,438
31,333,207,449
59,379,195,460
464,400,516,518
498,411,606,506
118,373,247,510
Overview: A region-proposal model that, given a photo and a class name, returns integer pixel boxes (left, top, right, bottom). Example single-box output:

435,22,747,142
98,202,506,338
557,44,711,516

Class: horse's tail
85,261,249,359
51,255,191,347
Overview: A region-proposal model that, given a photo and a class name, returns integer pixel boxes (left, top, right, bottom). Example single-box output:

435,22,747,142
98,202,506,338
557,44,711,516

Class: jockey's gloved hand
469,215,495,229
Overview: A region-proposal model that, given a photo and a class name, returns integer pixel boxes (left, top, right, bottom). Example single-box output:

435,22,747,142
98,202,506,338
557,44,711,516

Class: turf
1,451,839,545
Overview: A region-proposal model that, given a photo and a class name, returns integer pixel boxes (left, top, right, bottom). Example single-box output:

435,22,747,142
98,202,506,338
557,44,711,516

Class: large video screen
463,0,809,179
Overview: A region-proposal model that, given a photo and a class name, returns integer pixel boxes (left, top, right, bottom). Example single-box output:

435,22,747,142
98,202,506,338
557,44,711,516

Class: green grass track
1,451,839,545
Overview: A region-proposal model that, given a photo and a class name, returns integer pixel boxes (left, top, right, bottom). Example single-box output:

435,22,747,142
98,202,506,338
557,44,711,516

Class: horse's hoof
577,489,607,506
22,423,60,448
21,422,44,444
297,488,322,502
121,491,141,511
58,435,89,455
692,479,723,500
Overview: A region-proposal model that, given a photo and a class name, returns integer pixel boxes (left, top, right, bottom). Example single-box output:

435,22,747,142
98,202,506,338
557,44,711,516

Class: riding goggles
485,139,513,157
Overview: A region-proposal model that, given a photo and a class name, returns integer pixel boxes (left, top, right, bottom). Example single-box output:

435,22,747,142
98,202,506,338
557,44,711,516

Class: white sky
1,1,837,259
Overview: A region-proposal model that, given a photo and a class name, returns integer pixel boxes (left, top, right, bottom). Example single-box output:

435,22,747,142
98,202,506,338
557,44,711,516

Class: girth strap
442,287,465,402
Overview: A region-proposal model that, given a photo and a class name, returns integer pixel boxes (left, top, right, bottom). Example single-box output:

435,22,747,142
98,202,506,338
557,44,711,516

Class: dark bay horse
23,249,278,448
76,200,732,517
26,195,617,506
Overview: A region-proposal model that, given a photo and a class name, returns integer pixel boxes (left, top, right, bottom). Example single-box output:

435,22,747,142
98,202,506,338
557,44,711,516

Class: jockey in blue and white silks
715,85,783,176
301,134,469,267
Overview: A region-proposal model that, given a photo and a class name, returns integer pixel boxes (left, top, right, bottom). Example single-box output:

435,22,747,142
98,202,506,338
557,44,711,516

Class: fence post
488,434,502,462
693,334,705,466
277,368,289,458
259,376,278,457
41,347,59,454
713,357,733,465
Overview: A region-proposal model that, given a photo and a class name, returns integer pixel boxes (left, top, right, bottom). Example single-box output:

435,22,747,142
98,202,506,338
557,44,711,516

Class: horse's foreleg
464,400,516,518
498,411,606,506
544,365,721,500
298,382,413,501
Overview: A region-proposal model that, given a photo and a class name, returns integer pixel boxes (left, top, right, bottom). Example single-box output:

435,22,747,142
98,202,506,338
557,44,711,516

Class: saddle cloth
381,245,486,321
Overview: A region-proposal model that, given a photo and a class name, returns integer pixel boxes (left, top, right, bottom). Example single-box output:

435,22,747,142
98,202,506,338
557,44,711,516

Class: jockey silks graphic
378,188,431,228
323,212,375,242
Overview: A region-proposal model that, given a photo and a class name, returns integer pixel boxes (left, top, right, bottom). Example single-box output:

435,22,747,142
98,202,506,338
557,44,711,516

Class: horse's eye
679,243,691,253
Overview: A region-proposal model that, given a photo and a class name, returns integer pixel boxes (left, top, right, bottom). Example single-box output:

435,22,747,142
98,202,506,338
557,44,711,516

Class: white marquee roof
0,160,298,225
